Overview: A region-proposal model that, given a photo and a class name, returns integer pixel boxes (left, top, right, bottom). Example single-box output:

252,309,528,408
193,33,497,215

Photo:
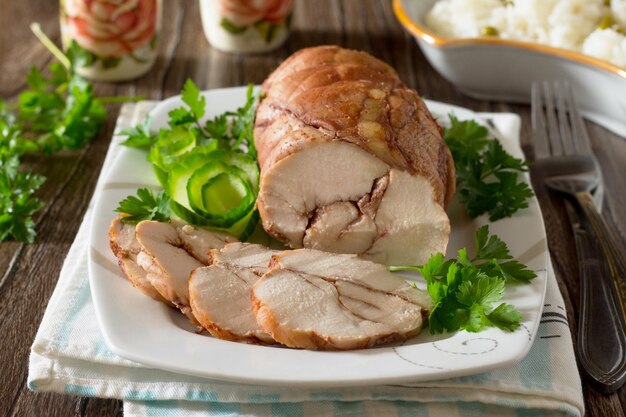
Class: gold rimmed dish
393,0,626,136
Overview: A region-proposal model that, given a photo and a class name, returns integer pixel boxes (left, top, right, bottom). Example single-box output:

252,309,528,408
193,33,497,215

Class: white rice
583,28,626,68
426,0,626,68
613,0,626,27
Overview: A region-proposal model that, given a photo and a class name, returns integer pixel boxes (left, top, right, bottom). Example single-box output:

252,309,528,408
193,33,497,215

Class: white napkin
28,102,584,417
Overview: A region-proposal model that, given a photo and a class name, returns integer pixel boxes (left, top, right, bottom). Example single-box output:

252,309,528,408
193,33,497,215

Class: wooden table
1,1,624,416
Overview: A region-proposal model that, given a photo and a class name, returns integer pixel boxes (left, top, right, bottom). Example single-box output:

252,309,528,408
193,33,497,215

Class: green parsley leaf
486,303,523,331
115,188,171,224
120,117,156,149
474,225,511,260
0,169,45,243
484,139,527,171
204,114,228,140
456,275,505,309
418,253,446,284
471,225,536,283
444,115,534,221
202,84,258,155
0,103,45,243
464,304,488,333
392,226,536,334
168,107,197,127
495,260,538,284
444,114,490,159
49,62,69,87
17,66,106,154
1,113,37,163
0,100,15,125
65,40,96,70
54,80,106,150
181,79,206,120
26,67,48,90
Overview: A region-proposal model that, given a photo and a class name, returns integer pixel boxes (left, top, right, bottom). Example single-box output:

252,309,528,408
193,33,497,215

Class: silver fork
532,80,626,393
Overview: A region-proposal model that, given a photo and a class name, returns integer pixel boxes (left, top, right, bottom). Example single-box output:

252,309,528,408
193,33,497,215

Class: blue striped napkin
28,102,584,417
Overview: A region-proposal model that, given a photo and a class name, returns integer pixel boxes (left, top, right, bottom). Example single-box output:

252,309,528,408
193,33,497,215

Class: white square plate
88,86,548,387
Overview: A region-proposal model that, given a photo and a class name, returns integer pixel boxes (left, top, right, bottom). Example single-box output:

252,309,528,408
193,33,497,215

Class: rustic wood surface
1,0,624,416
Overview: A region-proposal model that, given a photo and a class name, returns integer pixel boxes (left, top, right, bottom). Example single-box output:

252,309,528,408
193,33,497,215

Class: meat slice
109,218,169,304
134,221,233,319
269,249,433,307
173,219,237,264
118,258,169,304
109,217,142,258
189,243,277,344
254,46,455,265
209,242,278,275
252,249,432,350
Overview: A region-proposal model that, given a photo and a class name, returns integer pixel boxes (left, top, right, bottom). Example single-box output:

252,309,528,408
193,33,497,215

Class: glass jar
59,0,162,81
200,0,293,54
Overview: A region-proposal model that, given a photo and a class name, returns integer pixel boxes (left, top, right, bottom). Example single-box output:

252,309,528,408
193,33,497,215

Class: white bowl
393,0,626,136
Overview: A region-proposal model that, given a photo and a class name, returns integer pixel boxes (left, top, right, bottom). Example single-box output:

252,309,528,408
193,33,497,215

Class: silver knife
565,200,626,393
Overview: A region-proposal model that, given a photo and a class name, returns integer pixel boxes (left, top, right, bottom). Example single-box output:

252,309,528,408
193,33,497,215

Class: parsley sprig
444,115,534,221
120,117,154,149
115,188,171,224
390,226,536,334
0,24,136,243
17,65,106,153
122,79,257,156
0,115,46,243
1,61,104,243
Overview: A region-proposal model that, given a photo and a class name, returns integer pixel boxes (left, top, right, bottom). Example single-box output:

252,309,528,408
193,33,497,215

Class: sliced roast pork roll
254,46,455,265
133,220,234,319
252,249,432,350
109,218,170,304
189,243,277,344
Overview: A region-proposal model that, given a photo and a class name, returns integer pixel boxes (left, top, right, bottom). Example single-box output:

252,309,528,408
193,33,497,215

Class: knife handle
575,191,626,283
574,224,626,393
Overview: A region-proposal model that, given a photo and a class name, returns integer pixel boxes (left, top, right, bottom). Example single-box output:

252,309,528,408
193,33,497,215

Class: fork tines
532,80,592,159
